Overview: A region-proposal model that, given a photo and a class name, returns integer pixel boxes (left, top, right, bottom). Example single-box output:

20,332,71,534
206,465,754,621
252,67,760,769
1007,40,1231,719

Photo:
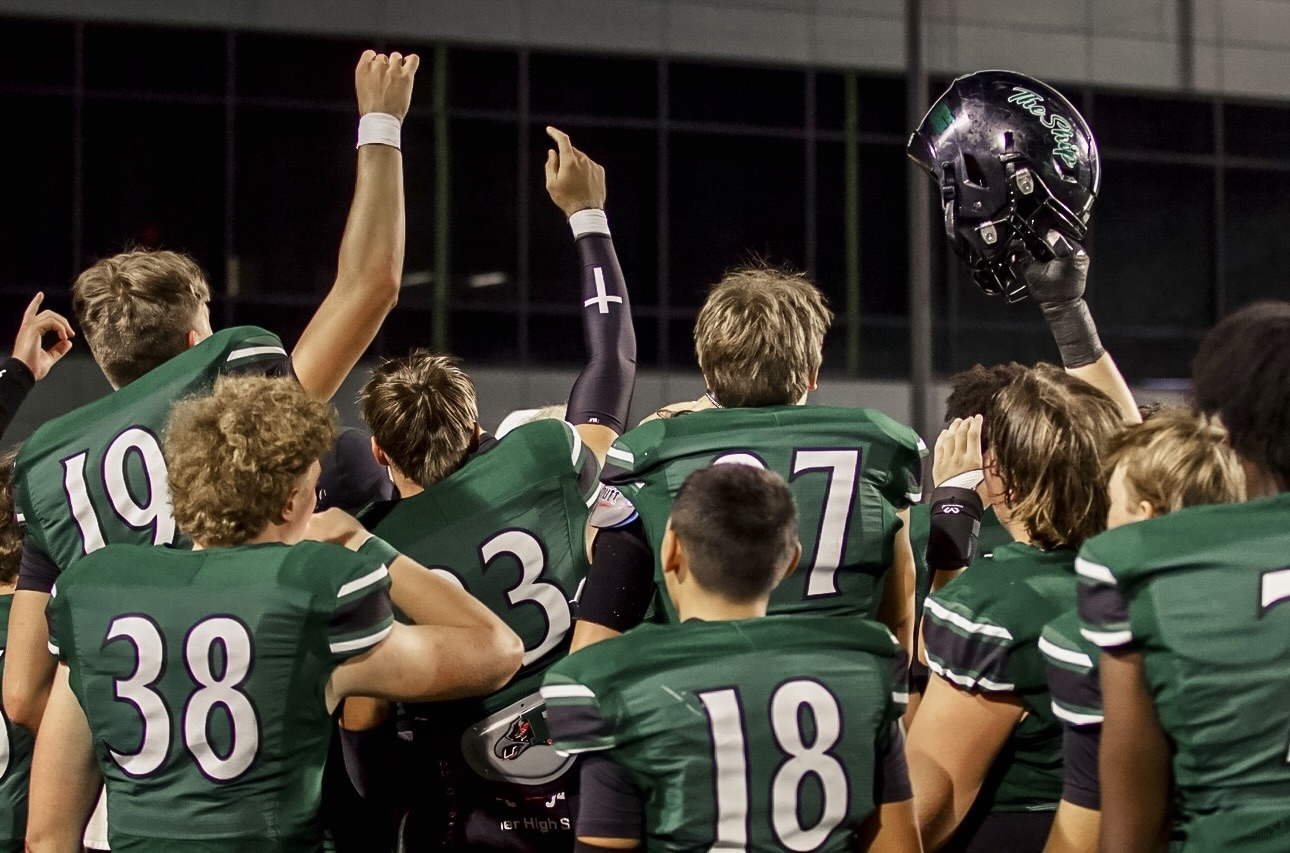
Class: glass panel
236,32,371,102
449,118,519,307
83,99,225,285
85,24,225,95
1224,168,1290,308
531,52,656,118
1224,102,1290,160
1092,93,1213,154
0,94,73,287
0,17,75,87
669,133,806,306
449,47,519,113
670,62,804,127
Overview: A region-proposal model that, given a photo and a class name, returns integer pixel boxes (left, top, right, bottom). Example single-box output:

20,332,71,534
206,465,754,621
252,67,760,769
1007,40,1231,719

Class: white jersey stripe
337,565,389,599
1074,557,1116,585
226,345,288,362
329,623,392,654
927,658,1015,692
1038,635,1094,668
1052,702,1103,727
923,598,1014,640
540,684,596,700
1081,627,1133,648
605,447,634,466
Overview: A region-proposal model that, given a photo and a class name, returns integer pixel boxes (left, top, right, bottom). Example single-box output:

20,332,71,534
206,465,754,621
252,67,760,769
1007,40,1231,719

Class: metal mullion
658,60,671,369
804,69,817,277
1213,98,1226,320
71,22,84,277
223,30,237,328
517,49,531,366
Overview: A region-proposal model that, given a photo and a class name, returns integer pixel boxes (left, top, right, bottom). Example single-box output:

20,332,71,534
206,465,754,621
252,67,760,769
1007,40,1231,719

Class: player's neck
393,474,424,499
674,586,769,623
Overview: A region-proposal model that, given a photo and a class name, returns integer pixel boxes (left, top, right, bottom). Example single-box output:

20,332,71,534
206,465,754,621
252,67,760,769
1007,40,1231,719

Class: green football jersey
1039,610,1101,730
542,616,906,852
362,419,598,789
601,406,925,620
1077,494,1290,852
922,541,1077,813
47,540,394,852
910,503,932,625
0,596,32,853
14,327,287,573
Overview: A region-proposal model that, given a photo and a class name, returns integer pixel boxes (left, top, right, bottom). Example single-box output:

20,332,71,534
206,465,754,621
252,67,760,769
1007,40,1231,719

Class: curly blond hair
165,376,337,547
1107,407,1246,513
0,449,21,584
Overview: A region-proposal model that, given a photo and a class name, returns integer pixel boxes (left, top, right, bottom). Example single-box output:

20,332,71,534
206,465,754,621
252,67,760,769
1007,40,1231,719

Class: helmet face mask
909,70,1100,301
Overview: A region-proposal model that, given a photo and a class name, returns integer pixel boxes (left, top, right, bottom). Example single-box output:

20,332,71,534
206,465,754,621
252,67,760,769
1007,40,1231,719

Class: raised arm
1023,236,1140,424
1,293,73,436
544,126,637,464
291,51,418,401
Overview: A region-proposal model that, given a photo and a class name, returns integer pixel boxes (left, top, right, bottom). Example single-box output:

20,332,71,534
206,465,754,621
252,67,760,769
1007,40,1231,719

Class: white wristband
569,209,610,239
938,470,985,490
357,112,402,150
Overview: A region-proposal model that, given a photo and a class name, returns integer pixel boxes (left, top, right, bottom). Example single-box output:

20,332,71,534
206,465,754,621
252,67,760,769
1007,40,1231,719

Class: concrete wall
0,0,1286,101
0,356,1184,450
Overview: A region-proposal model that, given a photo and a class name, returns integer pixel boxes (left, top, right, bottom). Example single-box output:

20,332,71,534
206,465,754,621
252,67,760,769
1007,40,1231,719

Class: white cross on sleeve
583,267,624,314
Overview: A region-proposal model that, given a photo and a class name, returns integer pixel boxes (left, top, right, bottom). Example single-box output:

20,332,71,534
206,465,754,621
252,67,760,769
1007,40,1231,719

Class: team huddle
0,50,1283,853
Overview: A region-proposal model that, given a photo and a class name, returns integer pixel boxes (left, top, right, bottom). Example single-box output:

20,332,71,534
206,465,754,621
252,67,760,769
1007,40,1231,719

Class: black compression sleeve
0,358,35,437
576,754,644,842
338,720,405,801
875,723,913,803
577,519,655,633
17,537,60,593
565,221,636,434
927,486,984,573
1061,725,1101,810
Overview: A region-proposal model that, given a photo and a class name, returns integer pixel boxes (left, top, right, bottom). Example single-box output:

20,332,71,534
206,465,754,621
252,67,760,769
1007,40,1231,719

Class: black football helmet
908,70,1100,300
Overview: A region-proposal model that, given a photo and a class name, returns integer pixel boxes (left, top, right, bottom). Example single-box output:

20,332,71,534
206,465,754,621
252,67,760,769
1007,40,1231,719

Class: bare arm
3,589,55,731
905,674,1025,851
1044,801,1100,853
1067,354,1141,424
291,51,418,401
25,664,100,853
855,800,924,853
878,508,917,659
570,620,623,653
1098,651,1170,853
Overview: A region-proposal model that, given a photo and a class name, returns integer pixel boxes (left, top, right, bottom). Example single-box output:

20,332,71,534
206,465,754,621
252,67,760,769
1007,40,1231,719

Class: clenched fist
544,126,607,217
355,50,419,121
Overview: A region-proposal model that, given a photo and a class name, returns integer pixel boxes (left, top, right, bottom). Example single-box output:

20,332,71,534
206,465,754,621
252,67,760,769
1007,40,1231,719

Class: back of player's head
72,249,212,388
1192,300,1290,487
0,449,21,585
987,364,1122,550
668,464,799,603
360,350,479,488
944,362,1026,449
694,264,833,408
165,376,337,548
1106,408,1246,515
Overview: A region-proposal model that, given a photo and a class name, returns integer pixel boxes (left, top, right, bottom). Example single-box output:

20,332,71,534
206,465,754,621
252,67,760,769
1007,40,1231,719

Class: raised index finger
23,292,43,320
545,126,573,158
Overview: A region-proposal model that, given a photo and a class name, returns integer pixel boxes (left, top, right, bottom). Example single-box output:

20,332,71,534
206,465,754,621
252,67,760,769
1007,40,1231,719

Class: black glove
1022,232,1106,369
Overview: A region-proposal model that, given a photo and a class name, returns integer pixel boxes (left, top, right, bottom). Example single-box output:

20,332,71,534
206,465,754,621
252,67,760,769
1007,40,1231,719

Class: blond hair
73,249,211,388
1107,407,1246,513
165,376,336,547
987,364,1123,550
360,351,479,488
694,264,833,408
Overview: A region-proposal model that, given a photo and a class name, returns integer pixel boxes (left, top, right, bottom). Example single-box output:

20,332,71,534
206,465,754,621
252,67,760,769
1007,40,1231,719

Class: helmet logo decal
1006,87,1079,170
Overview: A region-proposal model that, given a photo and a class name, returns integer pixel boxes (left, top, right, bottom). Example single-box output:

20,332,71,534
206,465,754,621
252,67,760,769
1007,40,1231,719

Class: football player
575,263,926,659
0,293,75,437
0,451,32,852
907,365,1122,852
5,50,418,734
24,375,523,852
543,463,917,852
1080,302,1290,853
342,126,635,851
1040,408,1244,853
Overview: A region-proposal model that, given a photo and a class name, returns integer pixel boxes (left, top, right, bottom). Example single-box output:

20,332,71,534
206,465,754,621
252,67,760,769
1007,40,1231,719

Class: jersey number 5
62,428,176,554
698,680,849,851
105,615,259,782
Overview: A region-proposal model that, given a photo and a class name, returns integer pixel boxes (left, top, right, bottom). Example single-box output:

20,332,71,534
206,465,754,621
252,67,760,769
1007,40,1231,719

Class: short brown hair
165,376,336,548
0,449,21,584
944,362,1027,449
694,264,833,408
987,364,1123,550
360,351,479,488
1107,407,1246,514
670,464,799,603
73,249,211,388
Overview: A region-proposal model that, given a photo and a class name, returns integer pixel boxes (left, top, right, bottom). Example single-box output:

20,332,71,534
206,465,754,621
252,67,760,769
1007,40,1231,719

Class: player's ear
370,437,389,467
779,540,802,582
468,423,483,453
808,370,819,392
661,523,682,578
1139,500,1157,520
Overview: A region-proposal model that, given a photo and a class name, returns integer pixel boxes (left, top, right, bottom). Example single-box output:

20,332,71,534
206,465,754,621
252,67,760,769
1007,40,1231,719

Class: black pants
943,809,1056,853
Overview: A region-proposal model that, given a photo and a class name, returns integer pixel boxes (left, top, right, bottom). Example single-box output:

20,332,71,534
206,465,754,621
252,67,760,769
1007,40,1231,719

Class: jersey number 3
699,680,849,851
62,428,176,554
106,615,259,782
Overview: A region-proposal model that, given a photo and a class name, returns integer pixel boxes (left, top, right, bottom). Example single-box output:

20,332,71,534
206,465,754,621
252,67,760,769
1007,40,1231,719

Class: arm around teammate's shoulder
3,587,56,731
25,663,101,853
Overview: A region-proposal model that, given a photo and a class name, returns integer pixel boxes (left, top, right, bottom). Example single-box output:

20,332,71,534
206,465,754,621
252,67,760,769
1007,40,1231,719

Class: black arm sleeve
575,754,644,842
16,537,60,593
576,518,655,633
338,718,406,801
1061,725,1101,810
0,358,35,438
565,228,636,434
927,486,984,573
874,722,913,804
